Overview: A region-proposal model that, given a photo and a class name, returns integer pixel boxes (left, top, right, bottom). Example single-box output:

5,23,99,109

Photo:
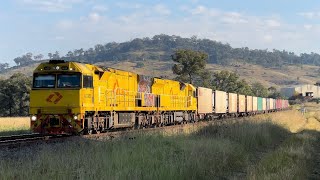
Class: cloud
263,35,273,43
92,5,108,12
304,24,313,30
191,5,207,15
265,19,281,28
115,2,142,9
190,5,220,17
20,0,83,12
56,20,74,30
54,36,64,40
298,11,320,19
88,13,101,22
153,4,171,15
221,12,248,24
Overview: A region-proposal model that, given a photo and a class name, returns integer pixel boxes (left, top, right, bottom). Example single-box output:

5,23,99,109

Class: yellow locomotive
30,60,197,134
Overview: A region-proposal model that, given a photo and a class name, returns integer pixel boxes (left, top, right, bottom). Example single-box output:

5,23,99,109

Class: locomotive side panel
152,78,197,111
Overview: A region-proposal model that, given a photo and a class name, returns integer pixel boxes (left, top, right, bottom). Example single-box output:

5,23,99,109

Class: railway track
0,109,289,145
0,133,70,146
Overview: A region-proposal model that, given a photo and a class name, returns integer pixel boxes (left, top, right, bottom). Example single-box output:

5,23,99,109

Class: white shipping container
214,90,227,114
252,96,258,112
197,87,213,114
246,96,253,112
238,94,246,112
228,93,238,113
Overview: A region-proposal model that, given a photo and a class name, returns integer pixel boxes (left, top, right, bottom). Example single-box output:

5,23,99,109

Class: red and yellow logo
46,92,63,104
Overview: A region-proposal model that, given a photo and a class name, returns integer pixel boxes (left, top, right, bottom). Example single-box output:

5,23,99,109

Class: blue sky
1,0,320,65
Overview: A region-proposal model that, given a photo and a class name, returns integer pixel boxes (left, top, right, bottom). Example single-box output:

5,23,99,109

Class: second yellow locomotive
30,60,197,134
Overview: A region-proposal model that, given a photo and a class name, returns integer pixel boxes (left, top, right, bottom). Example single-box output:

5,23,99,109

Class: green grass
249,132,316,180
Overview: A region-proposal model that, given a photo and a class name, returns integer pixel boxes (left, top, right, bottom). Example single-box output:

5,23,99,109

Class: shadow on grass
0,120,319,180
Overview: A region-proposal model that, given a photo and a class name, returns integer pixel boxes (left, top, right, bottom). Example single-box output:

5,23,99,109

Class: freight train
29,60,289,134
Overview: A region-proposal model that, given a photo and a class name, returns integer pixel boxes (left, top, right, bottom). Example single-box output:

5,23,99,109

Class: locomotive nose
49,116,60,127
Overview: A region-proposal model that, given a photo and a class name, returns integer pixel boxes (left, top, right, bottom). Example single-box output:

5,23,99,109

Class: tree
34,54,43,61
267,86,283,99
136,62,145,68
171,49,208,84
48,53,53,59
211,70,253,95
0,63,9,71
0,73,31,116
52,51,60,59
251,82,268,97
13,53,33,66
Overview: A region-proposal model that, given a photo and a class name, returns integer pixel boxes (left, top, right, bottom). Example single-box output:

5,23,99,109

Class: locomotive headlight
31,115,37,121
73,115,78,120
55,66,60,70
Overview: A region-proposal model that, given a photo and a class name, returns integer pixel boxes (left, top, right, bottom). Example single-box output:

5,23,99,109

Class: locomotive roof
33,60,99,75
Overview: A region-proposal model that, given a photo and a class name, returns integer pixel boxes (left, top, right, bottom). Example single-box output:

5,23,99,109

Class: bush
136,62,145,68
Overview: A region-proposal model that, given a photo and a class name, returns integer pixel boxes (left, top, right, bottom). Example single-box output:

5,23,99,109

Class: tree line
172,49,283,99
3,34,320,72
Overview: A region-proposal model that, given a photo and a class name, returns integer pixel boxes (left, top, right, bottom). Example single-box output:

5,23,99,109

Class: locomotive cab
29,60,94,134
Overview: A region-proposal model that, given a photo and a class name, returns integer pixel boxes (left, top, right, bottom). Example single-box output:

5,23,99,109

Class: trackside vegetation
0,113,318,179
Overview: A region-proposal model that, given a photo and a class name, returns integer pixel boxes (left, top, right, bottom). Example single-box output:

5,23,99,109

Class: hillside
9,35,320,70
1,60,319,88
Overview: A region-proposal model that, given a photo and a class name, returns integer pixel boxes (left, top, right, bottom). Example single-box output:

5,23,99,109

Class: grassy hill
0,59,319,88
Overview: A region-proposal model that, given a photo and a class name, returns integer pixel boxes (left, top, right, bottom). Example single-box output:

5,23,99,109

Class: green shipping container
257,97,263,111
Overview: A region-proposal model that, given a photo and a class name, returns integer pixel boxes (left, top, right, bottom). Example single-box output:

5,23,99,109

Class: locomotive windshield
57,74,81,88
33,73,81,88
33,74,55,88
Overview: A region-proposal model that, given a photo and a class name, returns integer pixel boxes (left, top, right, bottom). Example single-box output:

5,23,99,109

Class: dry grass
0,117,30,132
250,103,320,133
252,110,307,133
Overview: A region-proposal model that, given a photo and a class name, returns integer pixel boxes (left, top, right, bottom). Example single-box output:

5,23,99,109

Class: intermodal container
281,99,285,109
262,98,266,111
266,98,270,111
246,96,253,112
228,93,238,113
197,87,212,114
257,97,263,111
238,94,246,113
272,98,276,110
252,96,258,112
276,99,281,109
215,90,227,114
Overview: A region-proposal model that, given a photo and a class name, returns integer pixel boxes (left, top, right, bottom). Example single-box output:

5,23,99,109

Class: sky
1,0,320,65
